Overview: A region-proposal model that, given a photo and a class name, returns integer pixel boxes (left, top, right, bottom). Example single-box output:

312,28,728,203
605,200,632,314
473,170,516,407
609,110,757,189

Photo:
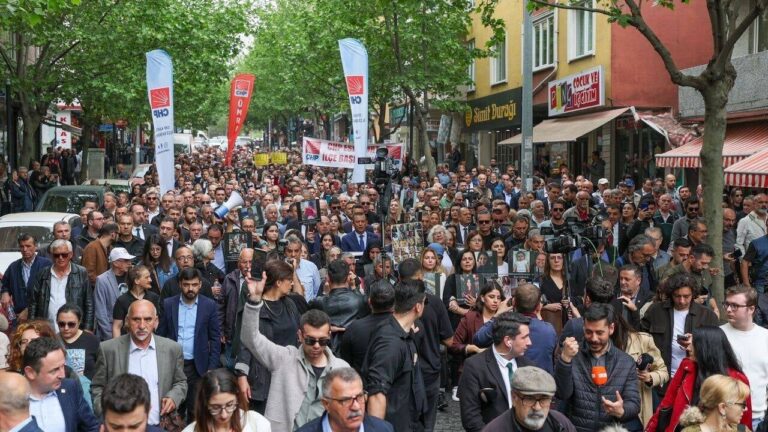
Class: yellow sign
270,151,287,165
253,153,270,167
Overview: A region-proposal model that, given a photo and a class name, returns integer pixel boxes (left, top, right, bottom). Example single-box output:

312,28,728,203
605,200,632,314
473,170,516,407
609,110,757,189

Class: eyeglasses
177,255,194,261
551,208,564,213
207,401,238,415
687,207,699,212
728,401,748,410
722,301,750,310
57,321,78,329
516,394,553,408
478,220,491,224
303,336,331,347
146,197,158,201
201,200,211,204
53,253,70,259
325,392,368,408
549,255,563,261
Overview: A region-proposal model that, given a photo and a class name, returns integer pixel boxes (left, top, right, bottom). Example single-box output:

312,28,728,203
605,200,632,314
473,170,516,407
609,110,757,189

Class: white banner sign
146,49,175,195
302,137,404,170
338,38,368,184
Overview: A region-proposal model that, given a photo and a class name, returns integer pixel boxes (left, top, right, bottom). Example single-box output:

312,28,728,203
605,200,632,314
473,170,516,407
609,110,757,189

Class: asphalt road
434,397,464,431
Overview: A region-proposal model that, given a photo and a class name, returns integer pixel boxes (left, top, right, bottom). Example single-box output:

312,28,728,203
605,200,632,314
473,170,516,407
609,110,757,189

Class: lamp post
5,78,16,170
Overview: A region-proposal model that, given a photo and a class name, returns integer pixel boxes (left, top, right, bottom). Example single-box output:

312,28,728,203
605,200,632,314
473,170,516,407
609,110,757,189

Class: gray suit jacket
93,270,120,340
91,334,187,417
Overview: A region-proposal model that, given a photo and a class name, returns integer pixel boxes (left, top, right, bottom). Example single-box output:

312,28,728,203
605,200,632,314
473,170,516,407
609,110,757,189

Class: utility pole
521,1,534,192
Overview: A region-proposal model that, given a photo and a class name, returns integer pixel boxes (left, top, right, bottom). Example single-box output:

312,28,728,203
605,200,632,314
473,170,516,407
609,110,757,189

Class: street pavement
434,398,464,431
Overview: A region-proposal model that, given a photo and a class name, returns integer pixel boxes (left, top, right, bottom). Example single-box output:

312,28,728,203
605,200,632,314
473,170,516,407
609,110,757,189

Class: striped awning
654,122,768,168
725,148,768,188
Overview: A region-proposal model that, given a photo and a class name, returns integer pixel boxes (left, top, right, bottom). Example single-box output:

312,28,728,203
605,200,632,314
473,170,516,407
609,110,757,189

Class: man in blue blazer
296,367,393,432
157,267,221,421
0,233,51,321
22,337,99,432
341,213,380,253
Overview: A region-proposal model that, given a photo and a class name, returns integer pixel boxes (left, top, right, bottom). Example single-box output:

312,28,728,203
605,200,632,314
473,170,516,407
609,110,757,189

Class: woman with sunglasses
539,252,579,335
183,368,271,432
677,375,750,432
57,303,100,381
235,260,304,414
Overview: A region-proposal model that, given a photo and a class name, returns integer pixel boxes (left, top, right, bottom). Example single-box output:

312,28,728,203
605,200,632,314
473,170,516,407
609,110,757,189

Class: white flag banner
338,38,368,184
146,49,175,195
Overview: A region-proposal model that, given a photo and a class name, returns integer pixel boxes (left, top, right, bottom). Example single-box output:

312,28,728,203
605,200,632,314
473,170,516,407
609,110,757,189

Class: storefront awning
725,148,768,188
654,122,768,168
498,107,630,145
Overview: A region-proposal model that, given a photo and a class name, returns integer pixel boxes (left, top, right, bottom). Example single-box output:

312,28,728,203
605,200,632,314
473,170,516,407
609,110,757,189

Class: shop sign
548,66,604,116
464,88,522,132
389,105,407,126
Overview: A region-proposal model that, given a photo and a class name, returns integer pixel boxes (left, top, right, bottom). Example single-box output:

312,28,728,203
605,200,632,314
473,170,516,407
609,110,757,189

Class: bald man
0,371,43,432
91,300,187,426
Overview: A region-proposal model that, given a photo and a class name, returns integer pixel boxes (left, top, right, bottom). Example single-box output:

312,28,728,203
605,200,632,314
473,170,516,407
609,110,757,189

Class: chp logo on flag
345,76,364,95
234,79,250,97
150,87,171,109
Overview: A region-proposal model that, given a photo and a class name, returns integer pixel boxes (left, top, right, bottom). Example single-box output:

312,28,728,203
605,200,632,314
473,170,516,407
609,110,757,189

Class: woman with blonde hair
421,246,448,298
677,374,751,432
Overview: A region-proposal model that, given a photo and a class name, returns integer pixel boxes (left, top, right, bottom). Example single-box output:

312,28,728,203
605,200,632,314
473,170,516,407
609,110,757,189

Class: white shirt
670,309,689,376
492,345,518,409
128,336,161,425
721,322,768,419
48,267,70,332
213,243,226,272
29,391,65,432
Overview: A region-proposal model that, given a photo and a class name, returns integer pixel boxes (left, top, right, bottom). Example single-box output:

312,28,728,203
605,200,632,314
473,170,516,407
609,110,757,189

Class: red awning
654,122,768,168
725,148,768,188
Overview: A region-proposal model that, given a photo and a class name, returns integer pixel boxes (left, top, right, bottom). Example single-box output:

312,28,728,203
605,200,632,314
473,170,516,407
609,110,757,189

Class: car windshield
39,191,99,213
0,226,53,252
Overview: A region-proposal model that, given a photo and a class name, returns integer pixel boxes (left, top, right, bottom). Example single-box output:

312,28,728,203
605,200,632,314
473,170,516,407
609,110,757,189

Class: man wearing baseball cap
483,366,576,432
94,247,135,340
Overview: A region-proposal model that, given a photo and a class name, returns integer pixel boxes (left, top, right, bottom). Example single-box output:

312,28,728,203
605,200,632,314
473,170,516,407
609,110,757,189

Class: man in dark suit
100,373,167,432
458,311,534,432
22,337,100,432
341,213,380,253
616,264,653,329
297,367,393,432
158,217,181,258
158,267,221,421
0,233,51,322
130,203,158,241
0,371,45,432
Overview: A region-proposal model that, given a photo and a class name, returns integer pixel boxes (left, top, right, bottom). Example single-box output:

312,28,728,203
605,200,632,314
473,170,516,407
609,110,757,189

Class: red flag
225,73,255,165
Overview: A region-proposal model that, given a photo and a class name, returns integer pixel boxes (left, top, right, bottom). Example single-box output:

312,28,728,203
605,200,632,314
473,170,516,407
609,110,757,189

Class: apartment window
568,1,595,60
467,40,476,91
533,13,556,69
490,31,507,85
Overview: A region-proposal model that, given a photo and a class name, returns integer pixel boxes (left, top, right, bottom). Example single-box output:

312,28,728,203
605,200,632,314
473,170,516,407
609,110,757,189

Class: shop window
533,13,556,70
568,1,595,60
490,31,507,85
734,9,768,57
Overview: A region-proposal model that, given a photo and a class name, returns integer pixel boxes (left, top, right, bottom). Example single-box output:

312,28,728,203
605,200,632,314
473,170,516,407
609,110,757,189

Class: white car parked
0,212,82,274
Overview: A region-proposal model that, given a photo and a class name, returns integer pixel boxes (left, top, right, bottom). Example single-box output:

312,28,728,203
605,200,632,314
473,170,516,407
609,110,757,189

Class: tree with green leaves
1,0,249,168
526,0,768,313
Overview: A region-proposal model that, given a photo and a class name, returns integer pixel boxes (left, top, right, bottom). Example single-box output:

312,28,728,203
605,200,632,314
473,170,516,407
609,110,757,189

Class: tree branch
0,41,15,72
718,3,764,69
529,0,615,17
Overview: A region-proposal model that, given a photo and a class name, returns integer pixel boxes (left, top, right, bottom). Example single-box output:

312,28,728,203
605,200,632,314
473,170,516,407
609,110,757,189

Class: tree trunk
376,101,387,144
700,74,733,320
411,99,436,177
19,111,41,168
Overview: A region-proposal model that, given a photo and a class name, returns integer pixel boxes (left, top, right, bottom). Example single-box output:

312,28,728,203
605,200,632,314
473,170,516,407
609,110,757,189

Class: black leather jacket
310,287,369,351
28,262,94,330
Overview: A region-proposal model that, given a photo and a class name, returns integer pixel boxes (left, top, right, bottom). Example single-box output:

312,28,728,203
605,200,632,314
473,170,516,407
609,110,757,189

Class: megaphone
214,191,244,219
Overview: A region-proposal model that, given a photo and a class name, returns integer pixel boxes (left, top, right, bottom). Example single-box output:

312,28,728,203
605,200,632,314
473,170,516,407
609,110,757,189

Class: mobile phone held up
251,248,268,281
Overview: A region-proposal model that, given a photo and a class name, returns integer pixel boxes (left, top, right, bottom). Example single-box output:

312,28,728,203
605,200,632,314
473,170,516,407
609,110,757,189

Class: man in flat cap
482,366,576,432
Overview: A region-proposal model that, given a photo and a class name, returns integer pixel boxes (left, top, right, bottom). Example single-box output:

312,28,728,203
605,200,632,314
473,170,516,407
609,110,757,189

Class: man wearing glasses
28,239,93,332
721,285,768,431
670,198,701,245
240,275,349,432
483,366,576,432
296,367,393,432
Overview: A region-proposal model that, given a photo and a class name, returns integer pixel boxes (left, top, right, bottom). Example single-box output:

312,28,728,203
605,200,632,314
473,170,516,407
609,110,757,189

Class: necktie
134,227,141,238
463,227,468,243
506,363,515,388
358,234,365,251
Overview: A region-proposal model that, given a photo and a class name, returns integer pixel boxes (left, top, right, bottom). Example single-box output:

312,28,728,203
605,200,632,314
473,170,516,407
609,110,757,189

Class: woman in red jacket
449,281,504,365
646,326,752,432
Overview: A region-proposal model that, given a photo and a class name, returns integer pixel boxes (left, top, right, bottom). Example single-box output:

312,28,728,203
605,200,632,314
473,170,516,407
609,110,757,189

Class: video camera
542,215,607,254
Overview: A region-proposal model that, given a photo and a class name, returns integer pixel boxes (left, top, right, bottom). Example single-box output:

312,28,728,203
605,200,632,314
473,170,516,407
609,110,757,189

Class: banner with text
338,38,368,183
548,66,604,116
146,49,175,195
302,137,403,170
226,73,255,166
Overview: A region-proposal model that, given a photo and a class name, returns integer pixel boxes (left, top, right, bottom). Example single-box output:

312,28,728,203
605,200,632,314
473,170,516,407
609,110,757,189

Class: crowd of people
0,141,766,432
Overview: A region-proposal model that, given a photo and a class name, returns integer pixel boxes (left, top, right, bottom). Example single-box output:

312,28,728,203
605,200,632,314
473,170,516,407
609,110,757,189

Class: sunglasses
53,253,70,259
202,200,211,204
552,208,564,213
303,336,331,347
57,321,78,329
